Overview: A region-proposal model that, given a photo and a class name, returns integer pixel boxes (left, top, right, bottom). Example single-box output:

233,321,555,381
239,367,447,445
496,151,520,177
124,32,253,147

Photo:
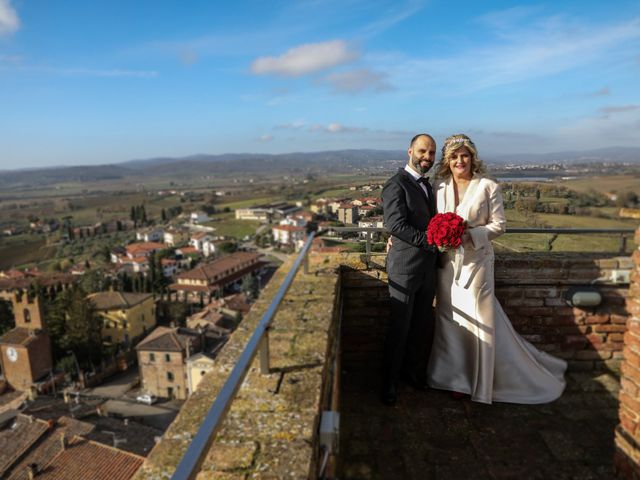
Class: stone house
87,292,156,347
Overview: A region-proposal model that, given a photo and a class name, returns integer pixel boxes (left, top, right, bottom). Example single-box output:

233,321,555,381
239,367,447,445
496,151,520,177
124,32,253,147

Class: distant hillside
1,147,638,188
0,164,136,188
487,147,640,165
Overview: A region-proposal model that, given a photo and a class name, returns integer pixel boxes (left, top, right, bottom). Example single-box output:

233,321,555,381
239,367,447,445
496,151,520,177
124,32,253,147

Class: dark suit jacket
382,168,438,275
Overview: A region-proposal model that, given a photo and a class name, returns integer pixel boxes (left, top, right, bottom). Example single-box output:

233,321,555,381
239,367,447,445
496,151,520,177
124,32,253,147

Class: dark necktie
417,177,430,186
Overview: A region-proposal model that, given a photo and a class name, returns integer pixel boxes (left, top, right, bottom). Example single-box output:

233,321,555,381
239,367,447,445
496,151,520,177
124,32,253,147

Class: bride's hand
386,236,393,253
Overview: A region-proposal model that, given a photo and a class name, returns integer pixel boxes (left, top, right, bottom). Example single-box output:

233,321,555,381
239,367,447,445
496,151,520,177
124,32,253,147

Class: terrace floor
339,368,620,479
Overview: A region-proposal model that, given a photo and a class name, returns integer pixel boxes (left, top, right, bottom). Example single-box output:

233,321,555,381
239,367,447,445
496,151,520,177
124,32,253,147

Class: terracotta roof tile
0,327,38,346
34,436,143,480
87,292,153,311
0,414,50,477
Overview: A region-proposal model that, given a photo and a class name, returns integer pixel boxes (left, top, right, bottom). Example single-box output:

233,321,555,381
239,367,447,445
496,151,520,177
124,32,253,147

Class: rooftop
34,436,143,480
175,251,262,283
135,326,201,352
0,327,40,346
87,291,153,310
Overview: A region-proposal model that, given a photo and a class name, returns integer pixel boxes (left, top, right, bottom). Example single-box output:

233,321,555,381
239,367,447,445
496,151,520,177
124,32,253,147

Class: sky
1,0,639,169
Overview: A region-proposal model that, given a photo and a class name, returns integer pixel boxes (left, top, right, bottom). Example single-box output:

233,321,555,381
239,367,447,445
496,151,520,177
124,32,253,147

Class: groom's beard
411,155,433,174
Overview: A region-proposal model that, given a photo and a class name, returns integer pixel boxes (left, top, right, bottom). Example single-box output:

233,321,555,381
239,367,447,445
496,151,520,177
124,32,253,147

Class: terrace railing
170,226,635,479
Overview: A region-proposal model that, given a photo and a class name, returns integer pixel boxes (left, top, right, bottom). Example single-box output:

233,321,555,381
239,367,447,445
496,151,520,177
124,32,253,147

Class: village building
136,227,164,243
190,211,210,224
235,202,301,222
0,413,143,480
163,228,189,246
357,216,385,239
0,292,53,392
135,326,204,400
337,204,359,224
169,252,265,303
87,292,156,347
189,232,216,257
272,224,307,251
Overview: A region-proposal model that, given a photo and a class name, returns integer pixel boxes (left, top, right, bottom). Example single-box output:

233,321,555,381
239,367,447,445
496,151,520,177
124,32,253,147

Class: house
136,326,204,399
186,352,217,394
124,242,165,260
235,206,271,222
235,202,301,222
272,224,307,251
190,211,210,224
189,232,216,257
357,216,385,239
163,228,189,246
279,214,308,227
87,292,156,347
26,436,144,480
161,258,179,278
169,252,265,303
136,227,164,243
337,204,359,224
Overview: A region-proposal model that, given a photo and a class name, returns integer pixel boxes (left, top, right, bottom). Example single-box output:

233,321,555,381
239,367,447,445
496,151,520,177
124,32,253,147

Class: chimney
26,463,38,479
60,432,67,450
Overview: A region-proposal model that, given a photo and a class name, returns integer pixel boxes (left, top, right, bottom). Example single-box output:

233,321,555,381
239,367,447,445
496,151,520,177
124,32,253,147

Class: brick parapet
616,227,640,478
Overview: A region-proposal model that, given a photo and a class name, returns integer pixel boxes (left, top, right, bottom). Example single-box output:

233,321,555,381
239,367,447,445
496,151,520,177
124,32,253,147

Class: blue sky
1,0,639,169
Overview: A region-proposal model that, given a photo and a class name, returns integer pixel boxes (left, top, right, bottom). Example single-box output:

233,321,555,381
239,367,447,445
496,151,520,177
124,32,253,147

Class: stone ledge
134,254,345,479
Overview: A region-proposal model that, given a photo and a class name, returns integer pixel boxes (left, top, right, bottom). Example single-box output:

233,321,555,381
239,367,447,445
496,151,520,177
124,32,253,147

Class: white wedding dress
426,175,567,404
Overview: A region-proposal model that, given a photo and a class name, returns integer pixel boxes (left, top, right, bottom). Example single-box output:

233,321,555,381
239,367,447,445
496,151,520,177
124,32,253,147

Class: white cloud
599,104,640,115
0,0,19,36
585,86,610,97
557,108,640,147
257,134,274,142
396,16,640,94
322,68,394,94
251,40,358,76
275,121,306,130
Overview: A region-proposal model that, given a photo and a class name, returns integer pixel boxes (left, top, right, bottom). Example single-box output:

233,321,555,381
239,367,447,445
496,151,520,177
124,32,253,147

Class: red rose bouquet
426,212,466,252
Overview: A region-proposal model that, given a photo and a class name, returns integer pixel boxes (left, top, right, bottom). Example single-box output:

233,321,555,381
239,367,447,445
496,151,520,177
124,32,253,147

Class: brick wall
341,253,632,373
615,227,640,478
495,253,631,373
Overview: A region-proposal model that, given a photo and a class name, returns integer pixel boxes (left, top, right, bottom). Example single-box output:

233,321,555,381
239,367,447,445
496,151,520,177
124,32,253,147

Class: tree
47,286,102,366
241,274,259,301
161,208,167,222
218,241,238,254
0,299,14,336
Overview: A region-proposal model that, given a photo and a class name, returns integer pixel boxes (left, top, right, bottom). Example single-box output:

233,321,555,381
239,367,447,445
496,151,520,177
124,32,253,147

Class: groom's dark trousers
382,168,438,386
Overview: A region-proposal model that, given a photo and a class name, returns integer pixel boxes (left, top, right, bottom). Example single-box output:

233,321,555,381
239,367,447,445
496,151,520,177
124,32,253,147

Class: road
102,399,181,430
83,368,140,399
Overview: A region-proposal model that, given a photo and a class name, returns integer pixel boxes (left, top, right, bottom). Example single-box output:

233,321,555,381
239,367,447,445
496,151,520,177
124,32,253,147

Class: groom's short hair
409,133,435,147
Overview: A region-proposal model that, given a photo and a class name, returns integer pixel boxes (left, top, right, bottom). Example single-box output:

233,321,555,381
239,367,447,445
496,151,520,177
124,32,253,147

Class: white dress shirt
404,164,429,200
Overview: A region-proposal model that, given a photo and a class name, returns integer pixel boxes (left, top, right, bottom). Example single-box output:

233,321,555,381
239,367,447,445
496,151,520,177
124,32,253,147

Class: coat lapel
399,168,430,209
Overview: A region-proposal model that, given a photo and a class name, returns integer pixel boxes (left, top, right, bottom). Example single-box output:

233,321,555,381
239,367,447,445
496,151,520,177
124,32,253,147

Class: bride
426,134,567,404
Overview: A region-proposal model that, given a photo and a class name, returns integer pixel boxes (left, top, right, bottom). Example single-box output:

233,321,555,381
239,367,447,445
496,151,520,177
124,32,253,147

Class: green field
204,212,262,239
560,175,640,195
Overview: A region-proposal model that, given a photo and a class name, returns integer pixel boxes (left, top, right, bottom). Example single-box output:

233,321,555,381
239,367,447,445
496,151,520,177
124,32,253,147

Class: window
23,308,31,323
165,353,171,362
167,371,174,382
149,353,155,362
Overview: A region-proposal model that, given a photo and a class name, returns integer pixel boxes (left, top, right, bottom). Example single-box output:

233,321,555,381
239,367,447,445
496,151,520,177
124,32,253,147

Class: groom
380,133,438,406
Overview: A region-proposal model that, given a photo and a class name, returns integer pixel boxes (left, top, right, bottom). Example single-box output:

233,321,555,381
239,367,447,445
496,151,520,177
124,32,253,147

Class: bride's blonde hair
435,133,486,179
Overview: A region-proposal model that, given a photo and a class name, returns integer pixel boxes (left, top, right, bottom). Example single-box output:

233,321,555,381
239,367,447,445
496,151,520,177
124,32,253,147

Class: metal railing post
365,231,372,256
259,329,270,374
620,234,627,254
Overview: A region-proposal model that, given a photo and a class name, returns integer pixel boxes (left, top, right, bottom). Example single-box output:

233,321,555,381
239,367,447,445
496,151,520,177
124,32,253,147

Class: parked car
136,393,157,405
